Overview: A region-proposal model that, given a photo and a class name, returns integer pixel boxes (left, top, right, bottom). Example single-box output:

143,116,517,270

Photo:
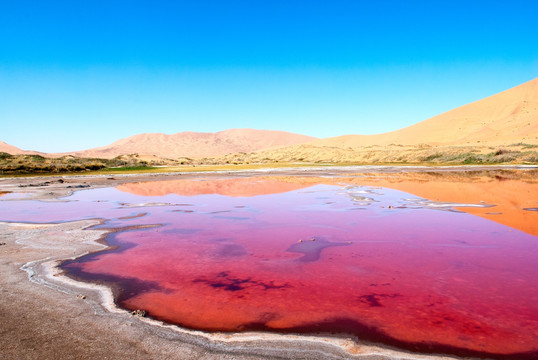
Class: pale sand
2,167,533,359
290,78,538,148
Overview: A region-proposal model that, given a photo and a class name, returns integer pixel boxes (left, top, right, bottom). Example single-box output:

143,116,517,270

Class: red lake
1,174,537,359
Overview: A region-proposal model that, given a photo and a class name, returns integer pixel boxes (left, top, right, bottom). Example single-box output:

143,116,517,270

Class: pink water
1,177,537,359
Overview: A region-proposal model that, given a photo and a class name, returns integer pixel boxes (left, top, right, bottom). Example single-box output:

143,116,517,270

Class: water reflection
116,177,311,197
1,173,537,359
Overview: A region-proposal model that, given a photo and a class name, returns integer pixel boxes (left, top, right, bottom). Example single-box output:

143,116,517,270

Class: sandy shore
3,166,533,359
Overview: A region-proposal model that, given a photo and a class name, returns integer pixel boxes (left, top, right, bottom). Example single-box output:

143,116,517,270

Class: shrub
463,155,482,164
494,149,509,156
420,153,443,162
0,152,14,160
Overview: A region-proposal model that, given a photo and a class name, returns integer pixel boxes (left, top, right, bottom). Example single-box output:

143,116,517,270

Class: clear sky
1,0,537,152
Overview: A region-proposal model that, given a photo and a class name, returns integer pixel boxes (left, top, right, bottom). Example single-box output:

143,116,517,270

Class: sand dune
66,129,316,159
315,77,538,147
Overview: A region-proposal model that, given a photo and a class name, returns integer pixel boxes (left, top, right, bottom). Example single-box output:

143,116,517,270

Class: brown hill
241,78,538,163
68,129,316,159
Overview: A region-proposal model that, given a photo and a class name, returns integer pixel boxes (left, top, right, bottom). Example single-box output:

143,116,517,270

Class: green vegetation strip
1,148,537,177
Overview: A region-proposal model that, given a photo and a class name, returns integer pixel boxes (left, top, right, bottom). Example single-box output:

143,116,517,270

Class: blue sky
1,1,537,152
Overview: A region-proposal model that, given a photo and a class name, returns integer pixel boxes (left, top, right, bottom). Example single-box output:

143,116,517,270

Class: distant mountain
2,78,537,163
67,129,316,159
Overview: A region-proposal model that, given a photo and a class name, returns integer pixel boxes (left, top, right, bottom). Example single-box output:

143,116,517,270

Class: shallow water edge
1,219,460,360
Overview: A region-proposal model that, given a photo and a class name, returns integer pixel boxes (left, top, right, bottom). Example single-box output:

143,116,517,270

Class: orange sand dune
116,177,311,197
67,129,316,159
313,78,538,147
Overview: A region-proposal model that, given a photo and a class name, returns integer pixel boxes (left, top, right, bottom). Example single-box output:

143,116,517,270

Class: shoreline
1,219,457,360
2,164,536,202
2,166,536,359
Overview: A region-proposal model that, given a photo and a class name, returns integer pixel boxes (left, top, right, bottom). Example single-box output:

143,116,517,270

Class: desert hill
67,129,316,159
230,78,538,163
316,77,538,147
